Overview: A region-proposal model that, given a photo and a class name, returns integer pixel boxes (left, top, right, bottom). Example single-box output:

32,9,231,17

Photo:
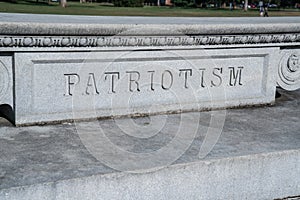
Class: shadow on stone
275,90,282,98
0,104,14,125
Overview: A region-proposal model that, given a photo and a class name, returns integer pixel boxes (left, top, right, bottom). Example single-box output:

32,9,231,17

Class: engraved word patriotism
64,66,244,96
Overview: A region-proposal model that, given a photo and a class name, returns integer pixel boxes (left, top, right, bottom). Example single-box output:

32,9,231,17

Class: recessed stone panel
12,48,278,125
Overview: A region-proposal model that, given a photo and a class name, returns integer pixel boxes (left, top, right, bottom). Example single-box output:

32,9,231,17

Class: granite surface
0,14,299,199
0,14,299,35
0,88,299,199
0,88,299,189
12,48,277,125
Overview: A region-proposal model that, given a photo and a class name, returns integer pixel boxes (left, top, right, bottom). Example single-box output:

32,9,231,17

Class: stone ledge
0,88,299,199
1,22,300,36
0,149,299,200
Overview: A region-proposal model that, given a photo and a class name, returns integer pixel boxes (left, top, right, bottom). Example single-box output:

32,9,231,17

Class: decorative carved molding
0,33,299,48
278,51,300,91
287,54,300,72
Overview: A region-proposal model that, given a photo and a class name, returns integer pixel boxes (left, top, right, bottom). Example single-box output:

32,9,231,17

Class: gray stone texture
0,14,299,125
0,88,299,199
0,14,299,36
12,48,277,125
1,13,300,24
277,49,300,91
0,13,299,199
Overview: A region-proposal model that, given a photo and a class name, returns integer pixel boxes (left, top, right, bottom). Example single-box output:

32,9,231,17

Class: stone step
0,88,299,200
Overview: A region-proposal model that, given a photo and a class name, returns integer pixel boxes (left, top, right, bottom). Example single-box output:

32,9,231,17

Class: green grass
0,1,300,17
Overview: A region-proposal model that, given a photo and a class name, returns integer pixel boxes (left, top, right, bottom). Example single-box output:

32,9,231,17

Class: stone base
0,88,299,200
1,15,300,126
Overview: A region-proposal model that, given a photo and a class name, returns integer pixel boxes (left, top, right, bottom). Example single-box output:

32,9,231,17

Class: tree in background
113,0,144,6
60,0,67,7
172,0,196,7
244,0,248,11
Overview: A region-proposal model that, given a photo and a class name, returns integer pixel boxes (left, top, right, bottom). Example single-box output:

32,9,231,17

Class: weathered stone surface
0,14,300,36
0,14,299,199
0,56,12,106
0,88,299,200
0,15,299,48
277,49,300,91
0,15,299,125
1,34,299,48
1,13,300,24
12,48,277,125
0,55,13,123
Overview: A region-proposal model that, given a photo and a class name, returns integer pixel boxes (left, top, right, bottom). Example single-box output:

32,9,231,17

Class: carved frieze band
0,33,300,47
277,50,300,91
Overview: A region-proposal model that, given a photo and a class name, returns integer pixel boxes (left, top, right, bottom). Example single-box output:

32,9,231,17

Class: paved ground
0,13,300,24
0,88,299,191
276,197,300,200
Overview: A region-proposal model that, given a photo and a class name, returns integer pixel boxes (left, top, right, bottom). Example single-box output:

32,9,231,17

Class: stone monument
0,17,299,126
0,15,299,200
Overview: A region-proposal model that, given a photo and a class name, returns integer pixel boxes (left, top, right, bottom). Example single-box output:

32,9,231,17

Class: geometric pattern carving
0,33,299,47
277,51,300,91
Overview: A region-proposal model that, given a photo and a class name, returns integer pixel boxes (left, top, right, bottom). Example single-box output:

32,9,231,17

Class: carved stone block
0,18,299,126
277,50,300,91
0,55,13,123
10,48,278,125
